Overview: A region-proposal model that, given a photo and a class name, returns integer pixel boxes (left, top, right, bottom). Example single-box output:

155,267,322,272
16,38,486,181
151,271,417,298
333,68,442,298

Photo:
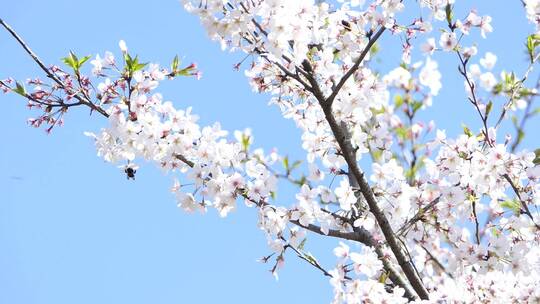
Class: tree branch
0,18,109,118
174,152,417,300
292,220,416,301
324,27,386,107
318,104,429,300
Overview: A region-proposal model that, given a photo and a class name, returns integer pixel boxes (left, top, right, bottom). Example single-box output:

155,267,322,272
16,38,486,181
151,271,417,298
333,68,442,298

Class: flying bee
119,163,139,180
125,167,136,180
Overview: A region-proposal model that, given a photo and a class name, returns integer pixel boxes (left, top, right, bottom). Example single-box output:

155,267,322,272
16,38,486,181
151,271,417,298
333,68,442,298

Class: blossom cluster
4,0,540,302
181,0,540,302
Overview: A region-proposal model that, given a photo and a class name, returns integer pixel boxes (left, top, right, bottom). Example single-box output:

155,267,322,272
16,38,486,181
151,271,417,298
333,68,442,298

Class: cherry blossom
4,0,540,302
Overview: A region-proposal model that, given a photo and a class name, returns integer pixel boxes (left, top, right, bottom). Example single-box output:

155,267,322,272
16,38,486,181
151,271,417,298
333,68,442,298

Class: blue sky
1,1,539,303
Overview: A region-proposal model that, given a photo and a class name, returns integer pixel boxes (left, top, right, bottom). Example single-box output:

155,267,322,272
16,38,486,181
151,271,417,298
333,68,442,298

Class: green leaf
462,124,473,137
492,83,503,95
405,167,415,181
533,148,540,165
526,34,540,63
283,156,289,171
61,51,78,70
519,88,534,98
369,42,380,55
395,126,408,141
297,238,307,251
303,252,317,265
241,134,251,150
171,55,180,73
61,51,91,71
394,94,404,107
516,129,525,146
485,100,493,117
371,149,382,162
123,54,148,77
378,272,388,284
500,199,521,215
445,4,453,25
78,55,91,67
411,100,423,114
13,81,26,96
290,160,302,171
511,115,519,127
332,49,340,62
504,72,517,86
294,176,307,187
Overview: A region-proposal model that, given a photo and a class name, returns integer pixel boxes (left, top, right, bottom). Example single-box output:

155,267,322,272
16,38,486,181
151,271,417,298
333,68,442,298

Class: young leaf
445,4,453,25
171,55,180,73
500,199,521,215
526,34,540,63
533,148,540,165
13,81,27,96
78,55,92,67
297,238,307,251
61,51,78,70
394,94,404,107
485,100,493,117
303,252,318,265
462,124,473,137
411,100,423,114
291,160,302,170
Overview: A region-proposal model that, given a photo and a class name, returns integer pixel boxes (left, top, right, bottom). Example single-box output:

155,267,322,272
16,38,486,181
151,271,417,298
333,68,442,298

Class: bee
125,167,136,180
119,163,139,180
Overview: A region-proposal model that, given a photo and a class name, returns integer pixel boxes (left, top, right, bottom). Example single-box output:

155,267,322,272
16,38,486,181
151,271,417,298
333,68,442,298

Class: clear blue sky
1,1,538,303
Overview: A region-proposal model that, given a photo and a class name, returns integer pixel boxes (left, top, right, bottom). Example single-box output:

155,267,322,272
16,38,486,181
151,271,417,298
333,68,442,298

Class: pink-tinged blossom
10,1,540,301
439,32,457,51
420,37,436,55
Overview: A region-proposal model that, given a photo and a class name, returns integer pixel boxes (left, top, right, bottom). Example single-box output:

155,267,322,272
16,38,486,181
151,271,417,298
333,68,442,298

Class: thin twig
0,18,108,118
325,27,386,107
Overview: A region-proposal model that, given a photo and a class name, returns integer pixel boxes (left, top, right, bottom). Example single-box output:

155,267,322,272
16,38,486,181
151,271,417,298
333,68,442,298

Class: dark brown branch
472,200,480,245
319,103,429,300
238,19,426,300
173,152,417,300
293,221,416,301
324,27,386,107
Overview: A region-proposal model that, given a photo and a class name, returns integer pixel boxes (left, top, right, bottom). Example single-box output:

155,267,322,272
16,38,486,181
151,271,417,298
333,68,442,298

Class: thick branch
243,21,427,299
319,104,429,300
293,220,415,300
174,153,418,300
